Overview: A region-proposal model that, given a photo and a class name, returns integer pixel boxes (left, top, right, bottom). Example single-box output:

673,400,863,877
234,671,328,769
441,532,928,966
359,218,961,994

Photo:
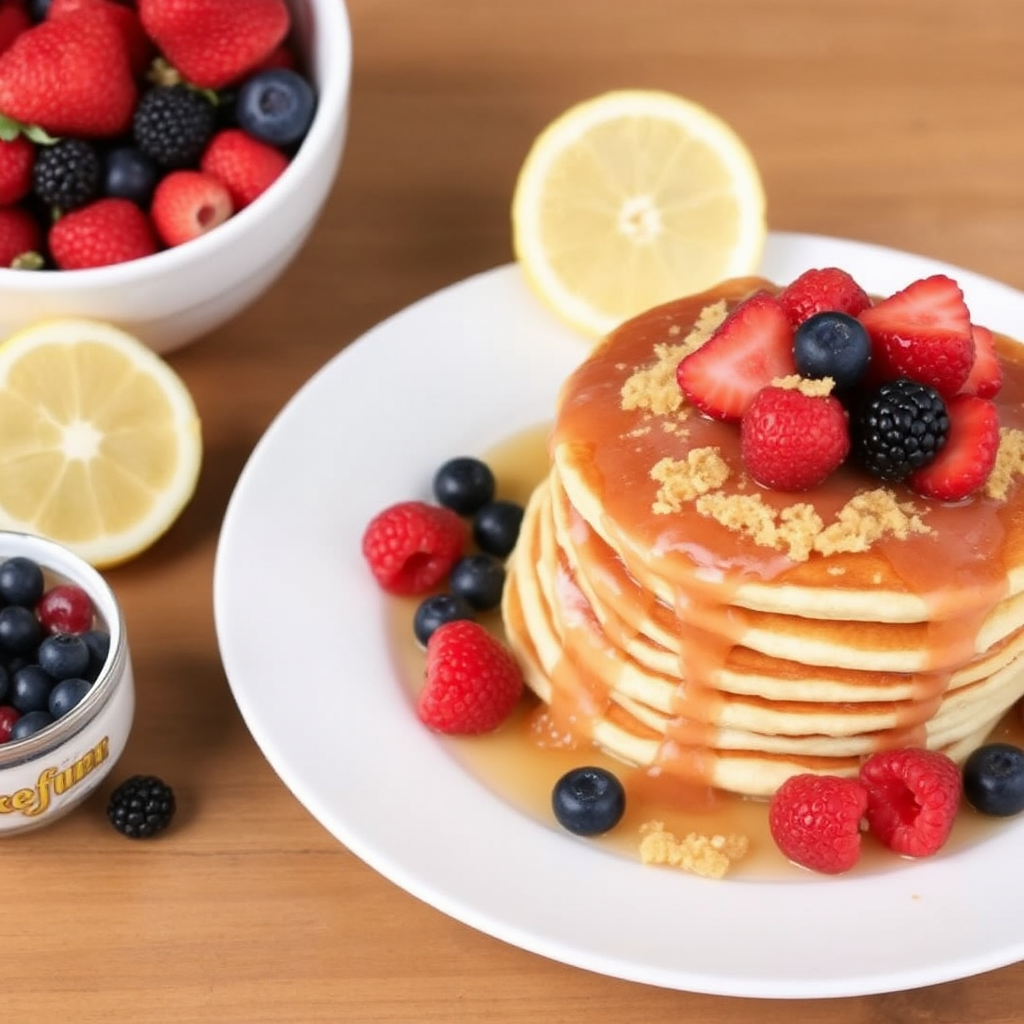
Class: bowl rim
0,0,353,292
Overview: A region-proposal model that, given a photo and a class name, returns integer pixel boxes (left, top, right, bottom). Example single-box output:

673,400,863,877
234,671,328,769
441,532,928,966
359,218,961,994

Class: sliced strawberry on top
907,393,999,501
858,274,974,398
676,291,795,421
959,324,1002,399
778,266,872,329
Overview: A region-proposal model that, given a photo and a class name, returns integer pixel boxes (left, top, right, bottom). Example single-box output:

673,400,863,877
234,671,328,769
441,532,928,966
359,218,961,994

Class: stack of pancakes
503,278,1024,797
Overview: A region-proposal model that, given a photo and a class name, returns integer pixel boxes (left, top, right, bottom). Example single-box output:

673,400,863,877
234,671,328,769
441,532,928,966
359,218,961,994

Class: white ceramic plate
213,233,1024,999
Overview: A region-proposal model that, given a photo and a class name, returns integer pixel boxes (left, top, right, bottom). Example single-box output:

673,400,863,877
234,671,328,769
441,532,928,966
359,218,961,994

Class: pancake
502,277,1024,798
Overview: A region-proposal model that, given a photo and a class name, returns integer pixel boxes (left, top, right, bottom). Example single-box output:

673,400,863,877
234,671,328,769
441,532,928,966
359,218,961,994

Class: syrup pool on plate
388,425,1020,881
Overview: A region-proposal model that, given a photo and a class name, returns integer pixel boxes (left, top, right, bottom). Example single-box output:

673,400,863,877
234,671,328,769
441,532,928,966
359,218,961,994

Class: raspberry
740,384,850,491
778,267,871,329
418,620,523,734
859,747,961,857
107,775,176,838
768,773,868,874
361,500,466,596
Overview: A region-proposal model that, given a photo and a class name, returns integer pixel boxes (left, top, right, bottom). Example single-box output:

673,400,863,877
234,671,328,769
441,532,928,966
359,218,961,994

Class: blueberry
81,629,111,681
449,554,506,611
432,457,496,515
103,146,159,207
48,677,92,719
0,663,8,704
236,68,316,147
0,605,43,655
27,0,52,22
473,500,524,558
37,633,91,681
413,593,475,646
0,556,44,606
793,312,872,390
10,709,53,741
11,664,55,712
963,743,1024,816
552,766,626,836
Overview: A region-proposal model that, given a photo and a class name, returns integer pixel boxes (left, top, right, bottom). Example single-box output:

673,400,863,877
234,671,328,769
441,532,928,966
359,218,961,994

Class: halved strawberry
907,393,999,501
676,291,795,421
959,324,1002,399
857,275,974,398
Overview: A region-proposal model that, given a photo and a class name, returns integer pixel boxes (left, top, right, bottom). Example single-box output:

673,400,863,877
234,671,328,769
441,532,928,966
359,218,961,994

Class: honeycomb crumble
771,374,836,398
985,428,1024,501
638,820,749,879
651,448,731,514
692,488,932,562
813,490,932,555
619,300,727,416
694,492,824,562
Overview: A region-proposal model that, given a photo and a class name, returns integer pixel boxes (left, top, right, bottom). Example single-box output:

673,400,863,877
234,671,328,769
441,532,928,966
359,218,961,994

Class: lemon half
512,89,767,339
0,319,202,567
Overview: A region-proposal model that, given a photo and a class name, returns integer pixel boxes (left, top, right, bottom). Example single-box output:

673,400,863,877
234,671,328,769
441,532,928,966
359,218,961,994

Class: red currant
0,705,21,743
36,584,95,634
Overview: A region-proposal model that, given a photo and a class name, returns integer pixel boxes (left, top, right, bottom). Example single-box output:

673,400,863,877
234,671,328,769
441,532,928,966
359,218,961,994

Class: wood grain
4,1,1023,1021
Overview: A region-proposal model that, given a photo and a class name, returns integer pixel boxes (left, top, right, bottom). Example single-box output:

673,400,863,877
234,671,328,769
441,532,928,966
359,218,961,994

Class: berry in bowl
0,0,352,354
0,531,133,834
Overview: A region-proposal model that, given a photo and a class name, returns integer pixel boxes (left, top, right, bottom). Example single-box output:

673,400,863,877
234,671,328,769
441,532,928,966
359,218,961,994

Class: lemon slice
511,89,767,338
0,319,202,567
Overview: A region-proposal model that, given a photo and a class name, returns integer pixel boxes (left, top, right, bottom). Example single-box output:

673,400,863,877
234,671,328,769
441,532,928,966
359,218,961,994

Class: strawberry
49,197,158,270
859,748,961,858
200,128,288,210
251,42,298,74
0,10,137,137
857,275,975,398
906,393,999,501
418,620,524,735
676,291,796,421
361,500,467,596
778,267,871,329
47,0,152,78
960,324,1002,399
150,169,234,247
0,0,29,56
138,0,291,90
0,132,32,204
0,204,41,267
740,384,850,491
768,773,869,874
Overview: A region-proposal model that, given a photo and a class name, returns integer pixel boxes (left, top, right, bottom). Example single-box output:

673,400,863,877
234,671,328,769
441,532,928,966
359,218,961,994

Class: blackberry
852,378,949,482
133,85,217,169
107,775,176,839
32,138,101,211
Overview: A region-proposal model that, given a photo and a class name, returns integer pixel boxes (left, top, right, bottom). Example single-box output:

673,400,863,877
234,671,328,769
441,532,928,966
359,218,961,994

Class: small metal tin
0,532,134,834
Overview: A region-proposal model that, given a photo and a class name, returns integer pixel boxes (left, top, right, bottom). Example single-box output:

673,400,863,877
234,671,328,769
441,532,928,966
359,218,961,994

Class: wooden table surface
6,1,1024,1021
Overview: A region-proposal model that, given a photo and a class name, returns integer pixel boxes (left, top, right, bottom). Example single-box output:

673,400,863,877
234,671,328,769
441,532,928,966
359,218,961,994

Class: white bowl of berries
0,0,351,354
